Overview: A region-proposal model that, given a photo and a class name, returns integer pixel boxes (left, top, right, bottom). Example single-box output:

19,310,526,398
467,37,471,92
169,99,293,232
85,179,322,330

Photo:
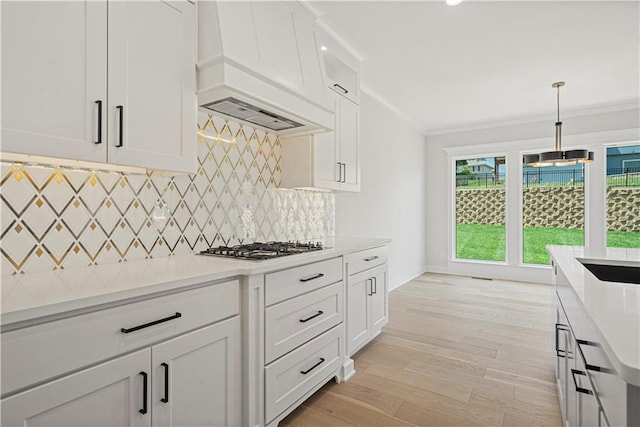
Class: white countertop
1,237,389,327
547,245,640,385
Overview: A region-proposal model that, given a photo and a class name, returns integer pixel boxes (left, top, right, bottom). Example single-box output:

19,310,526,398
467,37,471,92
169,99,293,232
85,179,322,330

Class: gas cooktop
199,241,324,261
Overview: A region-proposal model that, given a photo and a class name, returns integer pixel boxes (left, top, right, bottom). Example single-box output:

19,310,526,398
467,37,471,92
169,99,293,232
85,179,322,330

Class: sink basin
578,259,640,285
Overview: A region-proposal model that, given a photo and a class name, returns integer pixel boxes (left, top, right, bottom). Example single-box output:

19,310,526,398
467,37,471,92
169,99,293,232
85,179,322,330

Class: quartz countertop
1,237,390,327
547,245,640,386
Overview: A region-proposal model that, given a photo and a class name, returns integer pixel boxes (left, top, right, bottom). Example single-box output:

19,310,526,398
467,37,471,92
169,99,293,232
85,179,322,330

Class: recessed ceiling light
320,46,327,51
445,0,464,6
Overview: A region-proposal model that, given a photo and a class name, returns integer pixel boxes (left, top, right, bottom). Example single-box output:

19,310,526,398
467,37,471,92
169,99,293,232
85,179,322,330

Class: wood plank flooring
280,273,562,426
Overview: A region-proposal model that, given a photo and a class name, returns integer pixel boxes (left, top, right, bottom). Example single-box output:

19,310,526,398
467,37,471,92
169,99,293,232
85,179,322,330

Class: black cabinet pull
575,339,613,373
364,256,379,262
337,162,342,183
161,363,169,403
341,163,346,183
300,357,325,375
300,273,324,283
555,323,569,357
116,105,124,147
139,371,148,414
94,100,103,144
300,311,324,323
571,369,593,395
367,278,373,296
372,276,377,294
333,83,348,94
120,312,182,334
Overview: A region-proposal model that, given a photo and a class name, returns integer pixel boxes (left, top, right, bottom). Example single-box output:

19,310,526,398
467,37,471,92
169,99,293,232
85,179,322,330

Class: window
606,144,640,248
455,156,506,261
522,163,585,264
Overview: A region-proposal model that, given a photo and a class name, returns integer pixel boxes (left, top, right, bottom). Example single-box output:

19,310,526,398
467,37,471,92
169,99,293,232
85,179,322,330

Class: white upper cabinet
281,76,361,192
1,0,197,174
107,1,196,173
197,1,333,133
1,1,108,163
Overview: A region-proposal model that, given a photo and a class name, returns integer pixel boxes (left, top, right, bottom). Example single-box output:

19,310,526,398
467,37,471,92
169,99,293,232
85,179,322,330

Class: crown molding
425,100,640,137
360,84,427,136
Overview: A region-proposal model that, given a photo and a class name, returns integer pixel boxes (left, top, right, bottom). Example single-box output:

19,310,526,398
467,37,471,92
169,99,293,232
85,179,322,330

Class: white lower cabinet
261,256,346,425
2,349,151,427
1,281,241,427
346,246,389,357
151,318,240,427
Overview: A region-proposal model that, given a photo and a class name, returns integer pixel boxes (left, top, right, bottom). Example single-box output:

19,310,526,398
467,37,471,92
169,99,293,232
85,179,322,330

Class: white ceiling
307,1,640,135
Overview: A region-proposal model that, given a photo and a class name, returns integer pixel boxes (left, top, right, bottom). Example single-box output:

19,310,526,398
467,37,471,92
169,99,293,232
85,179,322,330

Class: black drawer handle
121,312,182,334
161,362,169,403
301,357,325,375
555,323,569,357
571,369,593,395
576,339,614,373
300,311,324,323
139,371,148,414
333,83,348,94
300,273,324,283
364,256,379,262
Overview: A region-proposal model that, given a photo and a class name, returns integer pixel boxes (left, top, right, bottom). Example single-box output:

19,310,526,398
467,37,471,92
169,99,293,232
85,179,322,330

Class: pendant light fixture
524,82,594,167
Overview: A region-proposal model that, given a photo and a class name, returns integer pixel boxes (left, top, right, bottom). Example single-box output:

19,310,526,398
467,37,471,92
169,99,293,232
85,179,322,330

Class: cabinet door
1,1,107,162
1,349,150,427
338,96,360,192
575,350,599,427
152,317,240,427
347,269,371,356
313,131,341,190
369,265,388,336
313,93,341,191
108,0,197,173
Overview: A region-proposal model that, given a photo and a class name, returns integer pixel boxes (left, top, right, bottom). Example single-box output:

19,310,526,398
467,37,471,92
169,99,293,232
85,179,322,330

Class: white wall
335,92,428,289
425,107,640,283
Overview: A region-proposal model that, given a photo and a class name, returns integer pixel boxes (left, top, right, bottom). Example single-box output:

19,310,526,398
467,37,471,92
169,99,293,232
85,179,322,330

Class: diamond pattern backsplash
1,113,335,275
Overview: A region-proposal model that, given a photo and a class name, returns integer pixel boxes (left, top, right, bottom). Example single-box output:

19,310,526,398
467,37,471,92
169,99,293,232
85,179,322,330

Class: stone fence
456,187,640,232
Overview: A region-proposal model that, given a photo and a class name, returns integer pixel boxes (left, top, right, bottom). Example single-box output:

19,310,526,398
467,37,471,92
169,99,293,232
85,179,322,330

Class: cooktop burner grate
199,241,324,260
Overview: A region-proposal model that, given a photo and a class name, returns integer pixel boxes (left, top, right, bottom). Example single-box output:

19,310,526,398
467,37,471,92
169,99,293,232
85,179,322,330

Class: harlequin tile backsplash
1,113,335,275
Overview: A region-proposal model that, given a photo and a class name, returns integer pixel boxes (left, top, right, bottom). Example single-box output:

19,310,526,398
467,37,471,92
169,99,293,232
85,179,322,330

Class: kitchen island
548,245,639,427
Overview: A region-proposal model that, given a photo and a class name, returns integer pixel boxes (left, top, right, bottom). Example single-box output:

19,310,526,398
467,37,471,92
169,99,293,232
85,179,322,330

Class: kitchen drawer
265,257,343,306
346,246,388,276
580,342,626,427
264,324,343,423
1,279,239,396
265,281,343,364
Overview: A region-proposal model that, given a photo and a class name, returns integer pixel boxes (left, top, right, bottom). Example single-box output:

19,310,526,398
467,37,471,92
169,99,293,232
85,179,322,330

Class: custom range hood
197,1,334,134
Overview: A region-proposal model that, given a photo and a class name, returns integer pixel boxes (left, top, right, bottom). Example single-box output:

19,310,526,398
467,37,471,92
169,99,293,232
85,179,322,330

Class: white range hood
197,1,334,134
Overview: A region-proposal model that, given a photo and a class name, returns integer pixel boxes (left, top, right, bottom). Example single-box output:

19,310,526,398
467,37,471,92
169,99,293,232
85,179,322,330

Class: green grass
455,224,506,262
456,223,640,265
522,227,583,264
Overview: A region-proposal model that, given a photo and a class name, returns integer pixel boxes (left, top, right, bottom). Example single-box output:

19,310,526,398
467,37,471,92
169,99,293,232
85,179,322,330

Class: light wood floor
281,273,562,426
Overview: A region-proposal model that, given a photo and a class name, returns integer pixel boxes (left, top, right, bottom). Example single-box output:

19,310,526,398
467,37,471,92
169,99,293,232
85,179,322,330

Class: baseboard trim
424,263,553,284
389,265,429,291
